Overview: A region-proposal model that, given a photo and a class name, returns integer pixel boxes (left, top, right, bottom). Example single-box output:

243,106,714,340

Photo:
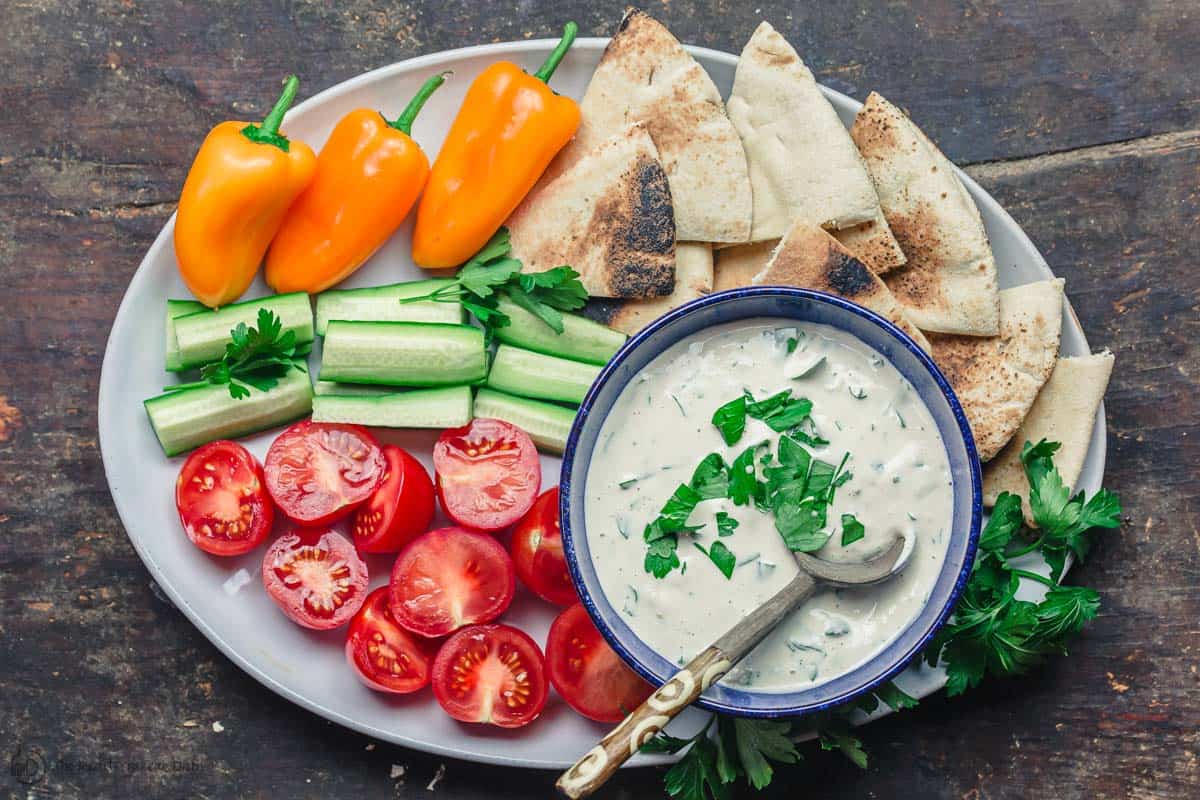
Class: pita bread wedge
832,212,908,275
507,124,675,298
546,8,752,243
927,279,1064,461
714,240,776,292
726,22,904,273
588,244,713,334
983,352,1115,523
752,222,931,351
851,92,1000,335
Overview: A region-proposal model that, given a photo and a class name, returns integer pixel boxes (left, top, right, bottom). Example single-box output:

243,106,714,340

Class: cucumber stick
173,293,314,370
473,388,576,454
494,297,626,365
313,386,473,428
487,344,601,404
165,299,206,372
315,279,463,335
145,365,313,456
321,321,487,387
313,380,396,397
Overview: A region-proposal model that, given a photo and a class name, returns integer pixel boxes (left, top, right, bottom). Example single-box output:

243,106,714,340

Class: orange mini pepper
412,22,582,269
266,73,449,294
174,76,316,308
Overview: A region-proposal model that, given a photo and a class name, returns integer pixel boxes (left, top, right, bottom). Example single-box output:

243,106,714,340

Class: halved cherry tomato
389,527,515,637
431,624,548,728
510,487,575,606
352,445,435,554
175,440,274,556
546,603,653,723
262,528,369,630
264,420,386,526
345,587,436,694
433,418,540,531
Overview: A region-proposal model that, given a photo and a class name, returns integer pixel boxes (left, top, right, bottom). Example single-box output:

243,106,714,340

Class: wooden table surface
2,1,1197,798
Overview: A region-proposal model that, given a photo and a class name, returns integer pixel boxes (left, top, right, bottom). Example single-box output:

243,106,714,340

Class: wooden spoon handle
555,646,732,799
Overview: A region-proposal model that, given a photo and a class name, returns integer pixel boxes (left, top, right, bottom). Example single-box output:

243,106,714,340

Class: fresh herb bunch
643,440,1120,800
164,308,306,400
398,227,588,339
922,439,1122,694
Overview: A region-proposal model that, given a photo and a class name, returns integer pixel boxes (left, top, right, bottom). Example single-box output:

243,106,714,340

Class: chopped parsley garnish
690,454,730,500
694,540,736,579
712,389,818,442
840,513,866,546
711,395,748,445
715,511,739,537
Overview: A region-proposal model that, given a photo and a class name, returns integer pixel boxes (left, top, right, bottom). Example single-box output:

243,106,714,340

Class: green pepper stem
533,21,578,83
241,75,300,151
388,71,450,135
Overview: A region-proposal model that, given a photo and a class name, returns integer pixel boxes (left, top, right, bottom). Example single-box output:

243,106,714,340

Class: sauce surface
584,318,954,692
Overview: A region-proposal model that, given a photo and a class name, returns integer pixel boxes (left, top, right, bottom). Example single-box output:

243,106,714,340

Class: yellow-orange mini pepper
412,23,581,269
174,76,316,308
266,73,448,294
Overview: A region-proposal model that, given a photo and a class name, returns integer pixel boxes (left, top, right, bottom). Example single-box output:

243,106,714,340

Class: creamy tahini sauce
584,319,953,692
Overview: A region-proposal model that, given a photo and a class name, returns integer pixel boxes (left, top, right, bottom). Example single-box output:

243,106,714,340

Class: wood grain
1,2,1197,798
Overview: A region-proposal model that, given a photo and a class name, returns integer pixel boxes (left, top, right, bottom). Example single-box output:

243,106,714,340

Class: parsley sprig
164,308,306,400
922,439,1122,694
642,439,1119,800
398,228,588,339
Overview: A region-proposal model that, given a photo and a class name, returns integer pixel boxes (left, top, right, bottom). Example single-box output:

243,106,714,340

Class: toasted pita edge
507,124,676,299
854,91,1000,336
928,279,1065,461
983,351,1115,523
551,7,752,244
588,243,713,334
751,221,931,351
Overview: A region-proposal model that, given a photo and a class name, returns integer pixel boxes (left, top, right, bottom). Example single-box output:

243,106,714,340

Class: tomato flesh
262,529,369,630
388,527,515,637
510,487,575,606
433,418,540,531
345,587,436,693
264,420,386,526
546,603,653,723
352,445,435,553
175,440,273,556
431,624,548,728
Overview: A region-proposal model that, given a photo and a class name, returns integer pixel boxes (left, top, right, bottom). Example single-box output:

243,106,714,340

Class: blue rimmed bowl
559,287,982,717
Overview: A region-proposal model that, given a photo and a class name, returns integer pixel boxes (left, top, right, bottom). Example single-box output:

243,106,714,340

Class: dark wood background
2,1,1197,797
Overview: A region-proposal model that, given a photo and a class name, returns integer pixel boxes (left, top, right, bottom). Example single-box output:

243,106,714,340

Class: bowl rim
559,286,983,717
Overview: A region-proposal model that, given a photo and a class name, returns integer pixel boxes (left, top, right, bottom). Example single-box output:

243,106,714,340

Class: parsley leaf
664,735,729,800
695,540,736,579
398,227,588,336
715,511,739,538
728,444,763,507
164,308,305,400
711,396,747,445
659,484,703,533
725,717,800,790
776,496,829,552
746,390,814,433
979,492,1023,552
840,513,866,546
690,454,730,500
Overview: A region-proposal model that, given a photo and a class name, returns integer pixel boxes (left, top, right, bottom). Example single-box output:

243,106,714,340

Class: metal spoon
556,535,911,799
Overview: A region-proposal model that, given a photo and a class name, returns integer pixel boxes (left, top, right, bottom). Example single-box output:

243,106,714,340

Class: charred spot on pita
825,252,876,298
